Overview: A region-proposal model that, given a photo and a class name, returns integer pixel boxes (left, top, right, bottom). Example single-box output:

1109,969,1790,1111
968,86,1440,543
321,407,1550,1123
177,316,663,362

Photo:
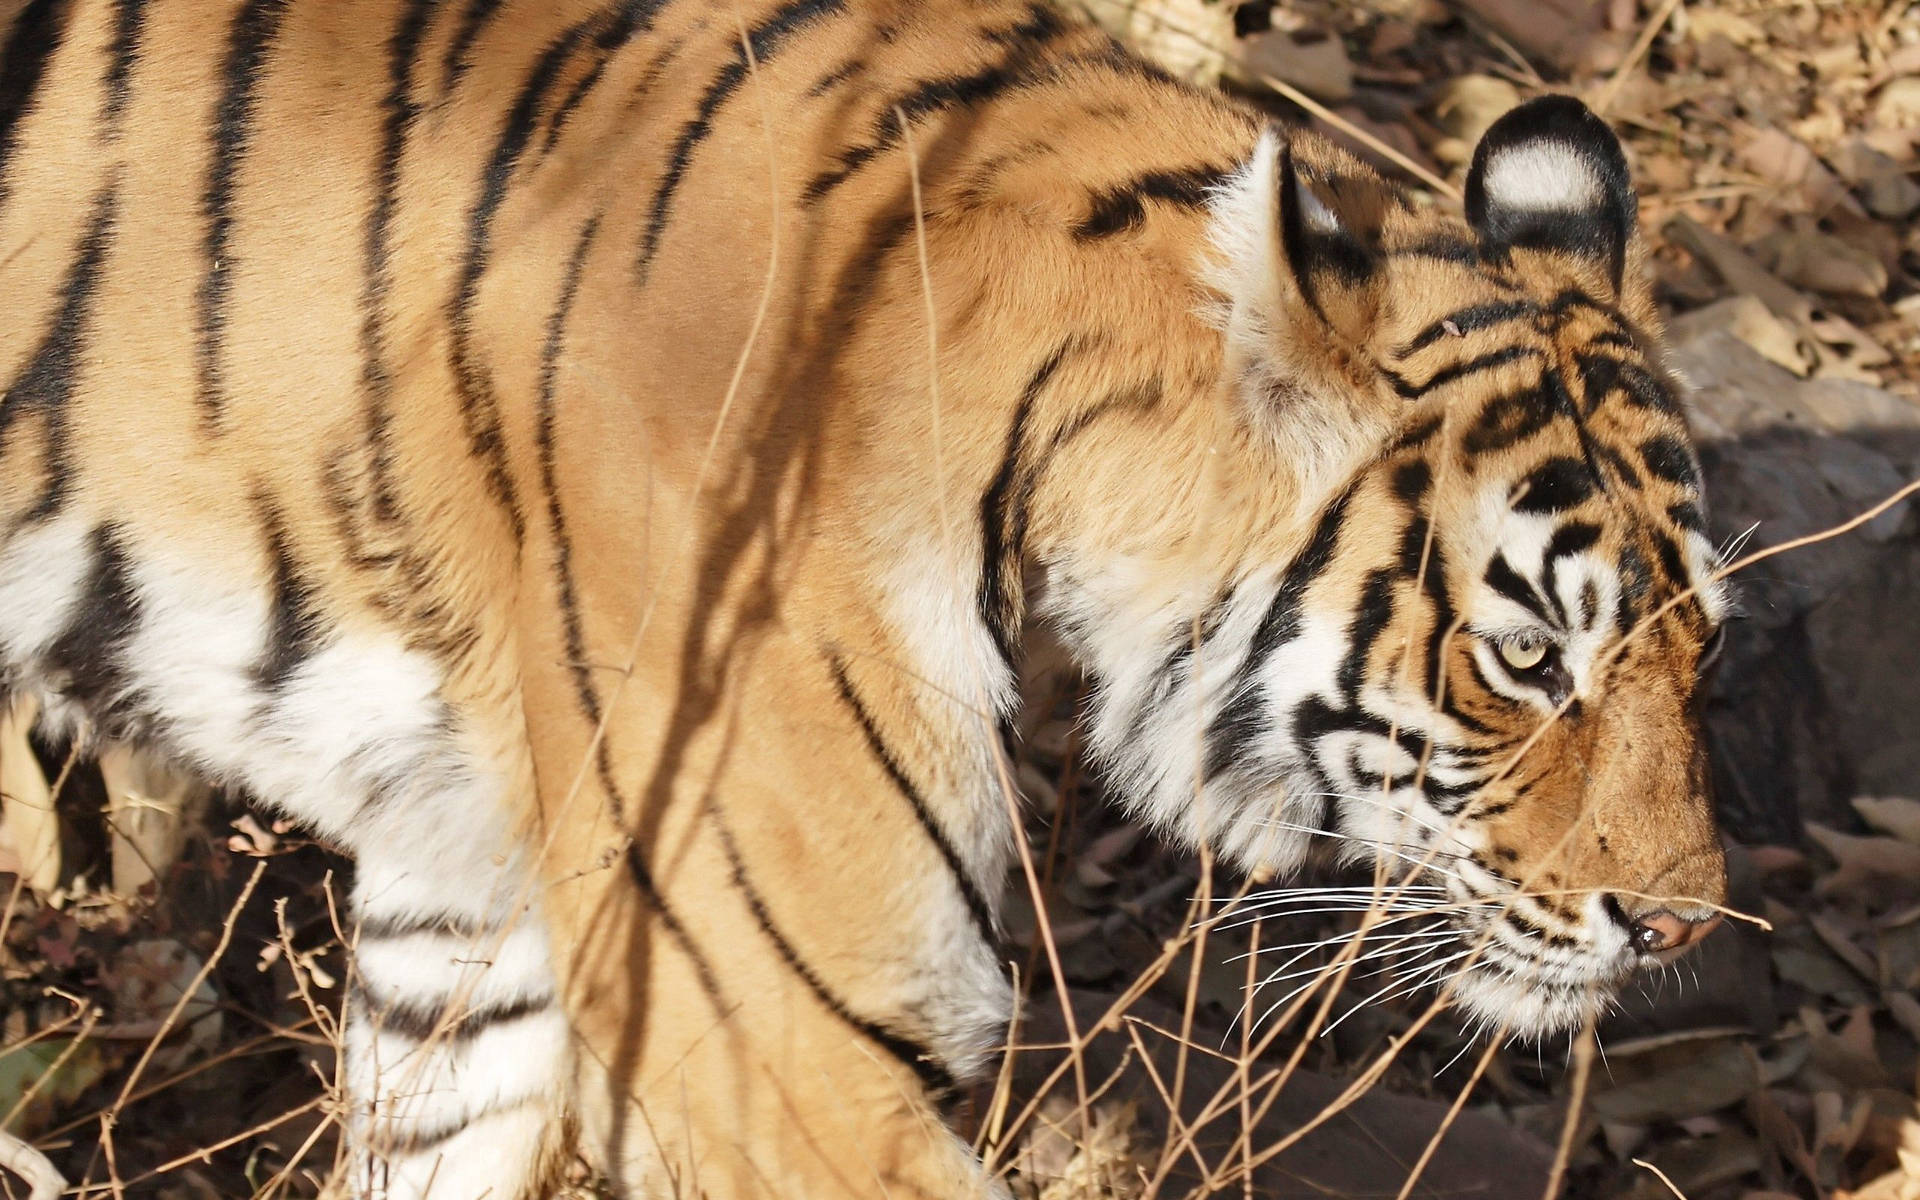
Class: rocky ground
3,0,1919,1197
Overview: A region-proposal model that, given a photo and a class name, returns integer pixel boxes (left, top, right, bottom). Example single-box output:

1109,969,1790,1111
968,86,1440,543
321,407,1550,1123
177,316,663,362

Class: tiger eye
1498,638,1548,671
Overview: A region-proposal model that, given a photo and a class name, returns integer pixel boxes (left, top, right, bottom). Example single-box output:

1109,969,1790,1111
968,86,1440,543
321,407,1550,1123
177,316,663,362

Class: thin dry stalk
98,1112,124,1200
1076,0,1459,197
1122,1020,1211,1183
1392,1026,1507,1200
1593,0,1685,117
106,860,265,1118
530,9,786,880
78,1098,327,1195
1634,1156,1692,1200
0,1009,98,1133
1542,1026,1597,1200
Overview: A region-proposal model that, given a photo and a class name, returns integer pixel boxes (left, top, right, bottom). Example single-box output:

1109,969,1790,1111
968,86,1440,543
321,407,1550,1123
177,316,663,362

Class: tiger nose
1630,910,1722,955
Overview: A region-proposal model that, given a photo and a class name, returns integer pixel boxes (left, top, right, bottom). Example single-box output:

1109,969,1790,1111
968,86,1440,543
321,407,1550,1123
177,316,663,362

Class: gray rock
1675,323,1920,834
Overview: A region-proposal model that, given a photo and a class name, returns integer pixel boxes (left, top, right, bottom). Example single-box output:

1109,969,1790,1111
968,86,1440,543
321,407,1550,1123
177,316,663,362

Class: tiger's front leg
338,819,574,1197
214,667,578,1197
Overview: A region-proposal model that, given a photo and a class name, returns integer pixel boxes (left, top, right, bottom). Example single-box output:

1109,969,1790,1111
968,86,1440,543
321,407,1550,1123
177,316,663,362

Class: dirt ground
3,0,1919,1197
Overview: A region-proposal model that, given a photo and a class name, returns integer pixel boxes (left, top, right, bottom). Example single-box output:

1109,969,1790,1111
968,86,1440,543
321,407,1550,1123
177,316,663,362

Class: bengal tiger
0,0,1733,1194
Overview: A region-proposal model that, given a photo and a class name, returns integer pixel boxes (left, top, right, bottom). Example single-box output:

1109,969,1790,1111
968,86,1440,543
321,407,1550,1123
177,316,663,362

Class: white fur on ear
1478,140,1606,212
1198,127,1285,373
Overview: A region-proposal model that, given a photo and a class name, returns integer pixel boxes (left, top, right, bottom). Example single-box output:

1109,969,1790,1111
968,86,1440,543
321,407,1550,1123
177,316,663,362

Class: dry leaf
1855,798,1920,846
1806,824,1920,900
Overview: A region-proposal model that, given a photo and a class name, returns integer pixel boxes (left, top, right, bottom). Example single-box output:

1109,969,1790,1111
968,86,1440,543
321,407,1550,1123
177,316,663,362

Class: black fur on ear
1464,95,1636,290
1276,143,1396,345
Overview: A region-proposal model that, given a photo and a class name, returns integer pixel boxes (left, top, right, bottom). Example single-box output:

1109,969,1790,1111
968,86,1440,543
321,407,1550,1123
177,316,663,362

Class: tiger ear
1465,95,1643,301
1205,131,1403,488
1273,140,1394,351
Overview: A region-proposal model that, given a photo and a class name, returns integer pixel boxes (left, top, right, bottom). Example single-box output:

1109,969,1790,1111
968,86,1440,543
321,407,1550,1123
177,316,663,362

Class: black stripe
440,0,504,95
1291,696,1434,784
1388,414,1445,453
1544,286,1628,327
1463,383,1554,454
1594,440,1643,490
1390,458,1431,505
637,0,844,280
532,216,726,1011
830,659,998,944
1399,300,1538,355
0,0,71,209
196,0,290,427
44,524,142,719
0,180,118,524
1073,164,1229,239
1638,433,1699,491
801,12,1075,206
1137,582,1234,742
541,0,673,155
363,986,551,1042
1666,501,1705,534
1204,484,1354,779
536,212,605,740
356,0,437,526
355,909,491,942
712,816,957,1098
1395,512,1431,580
100,0,147,131
516,207,730,1013
1539,364,1611,493
1614,544,1652,633
805,54,863,97
1510,457,1596,515
976,339,1073,671
1484,553,1554,627
624,846,726,1003
1396,345,1538,399
253,493,325,689
1385,236,1483,267
1576,351,1678,415
1652,527,1688,587
1418,540,1456,707
1539,521,1600,624
450,17,600,547
1336,569,1396,702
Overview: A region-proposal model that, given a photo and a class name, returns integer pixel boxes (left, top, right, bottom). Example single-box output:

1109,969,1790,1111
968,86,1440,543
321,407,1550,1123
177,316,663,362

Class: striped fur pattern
0,0,1727,1194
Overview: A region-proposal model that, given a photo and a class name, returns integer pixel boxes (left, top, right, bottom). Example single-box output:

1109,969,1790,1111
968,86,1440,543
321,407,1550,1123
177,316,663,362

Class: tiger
0,0,1735,1194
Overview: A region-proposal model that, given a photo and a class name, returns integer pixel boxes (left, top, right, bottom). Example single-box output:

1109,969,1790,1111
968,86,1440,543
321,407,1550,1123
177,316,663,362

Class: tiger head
1067,97,1729,1038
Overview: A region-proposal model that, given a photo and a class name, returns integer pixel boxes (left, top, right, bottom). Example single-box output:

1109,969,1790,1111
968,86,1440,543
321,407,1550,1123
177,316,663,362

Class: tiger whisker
1305,789,1458,838
1221,920,1456,967
1226,931,1455,1044
1718,519,1761,564
1318,948,1477,1037
1201,883,1449,901
1210,902,1448,935
1243,927,1457,984
1249,936,1465,1031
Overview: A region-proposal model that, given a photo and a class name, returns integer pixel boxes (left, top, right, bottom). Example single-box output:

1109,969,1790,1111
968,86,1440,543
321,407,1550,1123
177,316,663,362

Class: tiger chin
0,0,1729,1196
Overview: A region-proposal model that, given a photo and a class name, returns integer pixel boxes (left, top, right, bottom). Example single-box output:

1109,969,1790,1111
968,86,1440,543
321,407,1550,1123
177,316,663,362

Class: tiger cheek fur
0,1,1731,1196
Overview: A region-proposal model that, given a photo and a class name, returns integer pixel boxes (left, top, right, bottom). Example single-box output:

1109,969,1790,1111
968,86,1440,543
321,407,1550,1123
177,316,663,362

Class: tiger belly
0,510,566,1198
